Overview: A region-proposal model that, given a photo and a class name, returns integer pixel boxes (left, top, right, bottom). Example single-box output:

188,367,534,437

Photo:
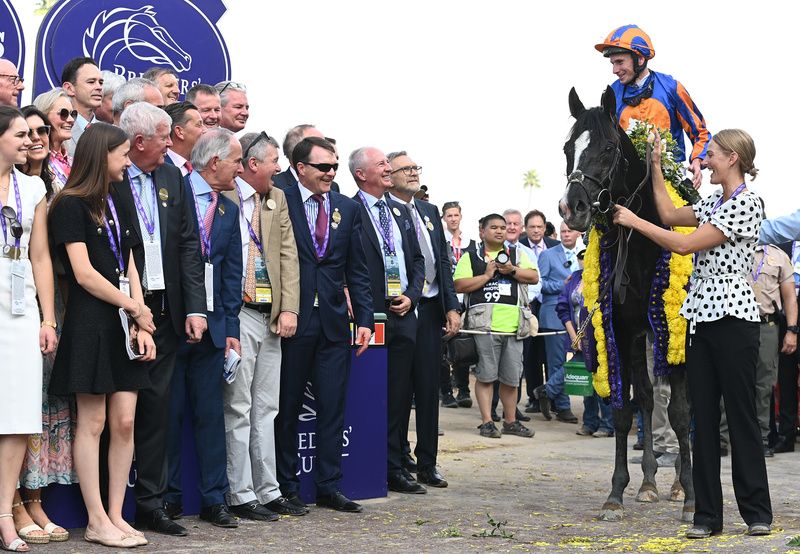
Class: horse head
559,87,643,232
82,6,192,72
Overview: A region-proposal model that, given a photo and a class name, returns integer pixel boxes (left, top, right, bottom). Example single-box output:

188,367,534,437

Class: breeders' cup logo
0,0,25,84
34,0,230,97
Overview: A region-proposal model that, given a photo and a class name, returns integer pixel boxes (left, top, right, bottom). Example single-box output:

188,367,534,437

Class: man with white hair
165,128,243,528
112,78,164,124
215,80,249,132
95,70,125,123
0,58,25,106
114,102,208,537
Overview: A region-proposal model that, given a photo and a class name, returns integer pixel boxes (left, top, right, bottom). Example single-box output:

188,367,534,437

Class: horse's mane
567,107,619,146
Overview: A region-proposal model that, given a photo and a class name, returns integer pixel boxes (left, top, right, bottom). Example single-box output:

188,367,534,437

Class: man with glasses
215,81,249,133
0,58,25,106
221,131,304,519
186,84,222,128
275,136,373,513
387,151,461,489
274,124,340,192
60,57,103,155
164,101,206,176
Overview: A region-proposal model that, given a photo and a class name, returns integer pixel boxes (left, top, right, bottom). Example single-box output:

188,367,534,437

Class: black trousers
687,317,772,529
133,306,179,514
384,309,417,475
776,327,799,441
524,334,548,400
401,298,444,472
439,357,470,395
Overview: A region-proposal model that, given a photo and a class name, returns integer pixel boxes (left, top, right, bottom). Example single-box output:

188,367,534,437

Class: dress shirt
128,163,164,248
360,190,408,292
389,194,438,298
188,171,214,214
167,149,191,176
297,181,330,242
562,245,580,272
506,239,540,299
760,209,800,245
66,113,96,155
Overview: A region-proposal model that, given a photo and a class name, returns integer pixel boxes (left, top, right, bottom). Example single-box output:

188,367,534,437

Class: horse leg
599,399,633,521
625,334,658,503
668,368,694,522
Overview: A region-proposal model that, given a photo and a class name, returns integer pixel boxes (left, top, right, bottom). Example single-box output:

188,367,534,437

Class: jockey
596,24,711,188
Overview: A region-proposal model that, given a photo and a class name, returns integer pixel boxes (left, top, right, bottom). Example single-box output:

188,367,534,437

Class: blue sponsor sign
0,0,25,96
33,0,231,97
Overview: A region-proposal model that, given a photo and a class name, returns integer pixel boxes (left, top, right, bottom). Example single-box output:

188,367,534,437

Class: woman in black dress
49,123,156,549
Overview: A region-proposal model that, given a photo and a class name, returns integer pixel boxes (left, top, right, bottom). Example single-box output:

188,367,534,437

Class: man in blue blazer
164,128,243,528
387,151,461,489
533,222,583,423
349,146,426,494
275,137,374,513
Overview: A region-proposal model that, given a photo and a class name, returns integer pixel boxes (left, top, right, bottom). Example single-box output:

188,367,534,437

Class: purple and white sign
33,0,231,97
0,0,25,100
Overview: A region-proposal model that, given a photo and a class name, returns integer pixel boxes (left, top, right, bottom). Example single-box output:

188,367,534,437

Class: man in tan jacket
222,131,303,519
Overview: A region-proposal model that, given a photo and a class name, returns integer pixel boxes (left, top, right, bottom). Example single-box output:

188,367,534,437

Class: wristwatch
787,325,800,334
510,267,517,277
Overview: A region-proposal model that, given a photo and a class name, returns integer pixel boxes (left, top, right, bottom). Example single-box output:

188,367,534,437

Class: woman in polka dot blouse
613,129,771,539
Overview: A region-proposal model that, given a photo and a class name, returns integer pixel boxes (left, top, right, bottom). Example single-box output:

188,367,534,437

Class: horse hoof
598,506,624,522
670,487,685,502
636,488,659,503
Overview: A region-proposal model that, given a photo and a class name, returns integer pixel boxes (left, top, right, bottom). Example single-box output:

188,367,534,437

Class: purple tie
311,194,327,257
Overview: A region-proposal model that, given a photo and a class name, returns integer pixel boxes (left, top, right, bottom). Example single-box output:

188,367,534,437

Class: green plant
436,525,463,538
472,513,514,539
787,535,800,547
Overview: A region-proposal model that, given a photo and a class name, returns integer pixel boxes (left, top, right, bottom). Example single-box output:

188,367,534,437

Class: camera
495,251,510,265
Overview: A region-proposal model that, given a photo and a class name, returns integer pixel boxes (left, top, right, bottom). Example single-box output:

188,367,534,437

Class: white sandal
22,498,68,541
0,514,30,552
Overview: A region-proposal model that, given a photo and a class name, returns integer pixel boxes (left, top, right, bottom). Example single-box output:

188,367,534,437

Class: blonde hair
712,129,758,180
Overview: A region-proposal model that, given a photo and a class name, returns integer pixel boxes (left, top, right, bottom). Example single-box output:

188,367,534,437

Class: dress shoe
284,493,308,511
441,391,458,408
316,491,363,512
229,501,278,522
401,468,417,482
746,522,771,536
135,508,188,537
402,453,418,473
456,391,473,408
555,409,578,423
685,525,721,539
524,399,541,414
773,438,795,453
164,501,183,519
417,468,448,488
532,385,551,420
632,441,644,451
763,446,774,458
388,472,427,494
199,503,239,528
265,496,308,516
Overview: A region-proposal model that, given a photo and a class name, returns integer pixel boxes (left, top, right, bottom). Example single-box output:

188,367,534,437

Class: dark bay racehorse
559,86,694,523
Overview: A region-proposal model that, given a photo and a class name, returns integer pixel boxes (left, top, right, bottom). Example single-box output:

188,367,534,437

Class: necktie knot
184,160,193,173
312,193,324,205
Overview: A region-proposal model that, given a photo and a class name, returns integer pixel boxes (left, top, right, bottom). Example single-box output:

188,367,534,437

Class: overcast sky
15,0,799,233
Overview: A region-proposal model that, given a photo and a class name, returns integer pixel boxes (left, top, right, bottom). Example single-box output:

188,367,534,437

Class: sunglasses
27,125,51,139
303,161,338,173
56,108,79,121
1,206,23,239
218,81,246,95
243,131,271,160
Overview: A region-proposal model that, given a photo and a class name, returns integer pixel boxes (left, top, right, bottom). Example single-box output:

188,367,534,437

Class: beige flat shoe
84,527,139,548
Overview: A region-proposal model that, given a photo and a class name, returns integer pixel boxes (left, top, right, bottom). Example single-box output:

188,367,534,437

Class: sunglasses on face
303,161,338,173
27,125,51,139
57,108,79,121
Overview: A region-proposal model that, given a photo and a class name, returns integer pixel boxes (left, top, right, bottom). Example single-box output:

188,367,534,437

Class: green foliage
523,169,541,190
436,525,463,538
788,535,800,547
472,513,515,539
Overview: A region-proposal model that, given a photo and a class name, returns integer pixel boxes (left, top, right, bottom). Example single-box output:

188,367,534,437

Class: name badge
384,254,402,298
205,262,214,311
498,281,512,297
143,239,166,290
119,276,131,297
254,255,271,304
313,293,319,308
10,260,25,315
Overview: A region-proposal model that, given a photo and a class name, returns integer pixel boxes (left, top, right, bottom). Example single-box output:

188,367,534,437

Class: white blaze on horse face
571,130,591,175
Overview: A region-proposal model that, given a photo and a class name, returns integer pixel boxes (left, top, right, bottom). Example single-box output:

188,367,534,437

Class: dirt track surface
42,393,800,553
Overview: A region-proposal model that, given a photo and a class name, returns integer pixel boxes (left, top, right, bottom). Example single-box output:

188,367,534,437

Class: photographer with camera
453,214,539,439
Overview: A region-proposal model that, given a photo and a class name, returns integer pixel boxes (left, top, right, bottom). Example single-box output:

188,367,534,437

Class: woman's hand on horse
612,205,638,229
649,129,662,166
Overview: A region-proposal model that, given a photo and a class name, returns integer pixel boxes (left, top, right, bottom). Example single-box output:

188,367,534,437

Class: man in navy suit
387,151,461,489
164,128,243,528
273,124,339,192
533,221,582,423
275,137,374,513
349,146,426,494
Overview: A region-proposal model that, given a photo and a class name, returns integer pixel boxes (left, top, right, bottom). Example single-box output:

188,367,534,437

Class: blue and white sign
0,0,25,82
33,0,231,97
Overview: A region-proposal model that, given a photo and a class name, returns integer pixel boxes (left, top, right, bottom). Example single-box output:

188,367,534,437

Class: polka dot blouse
679,188,762,332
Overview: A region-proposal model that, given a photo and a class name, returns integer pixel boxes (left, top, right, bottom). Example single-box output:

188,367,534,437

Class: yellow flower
663,181,693,365
582,226,610,398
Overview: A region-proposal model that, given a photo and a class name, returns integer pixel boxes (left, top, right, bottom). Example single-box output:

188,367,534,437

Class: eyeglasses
218,81,246,95
243,131,271,160
0,74,24,86
302,161,338,173
57,108,78,121
1,206,23,239
27,125,51,139
390,165,422,176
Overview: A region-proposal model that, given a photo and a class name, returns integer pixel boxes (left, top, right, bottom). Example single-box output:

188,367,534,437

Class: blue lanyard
709,183,746,217
751,246,767,283
0,171,22,248
188,180,212,260
235,183,262,253
128,170,157,238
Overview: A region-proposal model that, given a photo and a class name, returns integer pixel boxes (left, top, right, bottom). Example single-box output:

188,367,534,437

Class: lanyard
751,246,767,283
357,191,396,255
104,194,126,274
189,180,212,260
709,183,746,218
235,183,263,253
0,171,22,248
128,170,157,238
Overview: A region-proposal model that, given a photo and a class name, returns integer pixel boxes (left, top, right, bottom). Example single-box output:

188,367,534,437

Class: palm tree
522,169,540,207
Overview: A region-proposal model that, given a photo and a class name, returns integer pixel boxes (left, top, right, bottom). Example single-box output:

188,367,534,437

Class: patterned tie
408,202,436,283
184,160,193,174
375,199,393,256
202,191,218,257
311,194,327,258
243,193,261,302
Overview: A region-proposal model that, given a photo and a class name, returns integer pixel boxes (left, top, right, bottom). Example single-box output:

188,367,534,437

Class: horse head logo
82,5,192,72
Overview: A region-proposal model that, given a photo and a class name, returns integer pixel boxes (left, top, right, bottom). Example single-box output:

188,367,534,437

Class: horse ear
568,87,586,119
601,86,617,122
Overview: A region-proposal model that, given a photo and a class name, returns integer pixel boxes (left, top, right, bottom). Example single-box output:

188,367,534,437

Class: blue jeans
582,392,614,432
543,332,570,412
